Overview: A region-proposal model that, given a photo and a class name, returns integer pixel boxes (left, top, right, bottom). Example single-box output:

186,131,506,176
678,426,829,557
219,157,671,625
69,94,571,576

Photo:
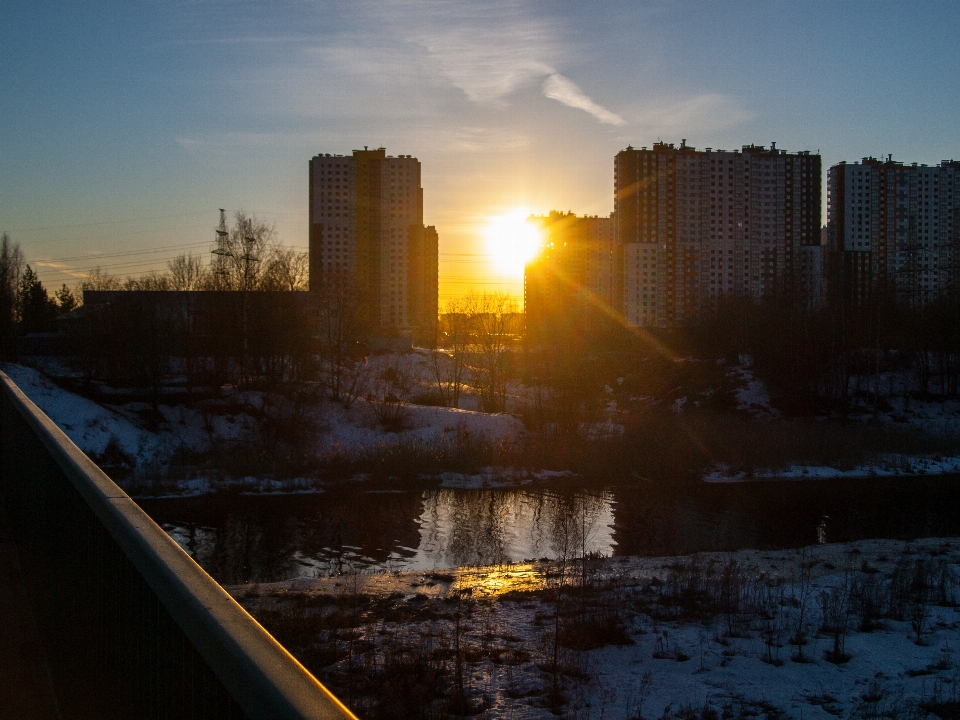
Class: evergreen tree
17,265,56,334
54,284,78,314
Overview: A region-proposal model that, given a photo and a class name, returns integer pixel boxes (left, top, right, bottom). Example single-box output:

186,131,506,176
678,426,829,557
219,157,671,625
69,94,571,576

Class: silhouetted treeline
505,286,960,482
0,233,79,353
524,281,960,418
681,290,960,413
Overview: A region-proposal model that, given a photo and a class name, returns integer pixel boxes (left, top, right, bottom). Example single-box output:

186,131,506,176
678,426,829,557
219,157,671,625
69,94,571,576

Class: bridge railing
0,371,356,720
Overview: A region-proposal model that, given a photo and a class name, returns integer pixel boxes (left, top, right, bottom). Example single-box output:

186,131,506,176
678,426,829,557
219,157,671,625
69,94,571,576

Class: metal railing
0,371,357,719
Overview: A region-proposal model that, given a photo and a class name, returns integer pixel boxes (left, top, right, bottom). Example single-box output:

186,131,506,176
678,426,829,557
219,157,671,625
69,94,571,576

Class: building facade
826,157,960,307
309,148,438,337
524,212,615,342
615,141,822,327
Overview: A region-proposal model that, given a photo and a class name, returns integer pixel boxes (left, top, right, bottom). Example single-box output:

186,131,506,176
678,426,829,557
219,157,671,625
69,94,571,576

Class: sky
2,0,959,304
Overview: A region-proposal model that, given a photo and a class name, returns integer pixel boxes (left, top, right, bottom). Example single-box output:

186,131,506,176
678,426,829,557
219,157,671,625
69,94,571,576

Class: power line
9,208,310,234
8,211,213,233
35,241,211,265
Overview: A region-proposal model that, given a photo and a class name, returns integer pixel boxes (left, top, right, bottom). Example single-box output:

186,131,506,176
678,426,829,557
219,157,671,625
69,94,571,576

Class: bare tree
908,558,932,645
761,581,786,665
261,248,309,291
123,272,171,291
0,233,24,339
465,291,517,413
206,212,278,385
316,270,367,403
819,569,854,663
165,253,209,393
81,266,121,291
790,550,815,661
629,671,655,720
545,495,584,706
168,252,208,291
429,298,471,408
368,355,415,431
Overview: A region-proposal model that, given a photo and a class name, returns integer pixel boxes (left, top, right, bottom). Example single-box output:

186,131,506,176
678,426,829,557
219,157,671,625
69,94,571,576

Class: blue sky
2,0,958,301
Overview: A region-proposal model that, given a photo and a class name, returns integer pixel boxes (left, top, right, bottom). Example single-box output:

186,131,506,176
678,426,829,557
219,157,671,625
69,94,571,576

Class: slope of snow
1,363,162,464
320,400,523,450
1,363,526,492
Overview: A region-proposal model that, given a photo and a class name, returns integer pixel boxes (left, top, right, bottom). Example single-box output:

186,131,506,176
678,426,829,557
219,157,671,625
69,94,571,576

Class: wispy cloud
452,126,530,153
542,73,625,126
629,94,754,135
393,1,555,103
364,0,623,125
33,261,92,280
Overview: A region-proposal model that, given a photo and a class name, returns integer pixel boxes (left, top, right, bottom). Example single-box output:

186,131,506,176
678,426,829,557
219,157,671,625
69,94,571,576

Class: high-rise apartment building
309,147,438,337
524,212,615,342
615,141,822,327
826,157,960,307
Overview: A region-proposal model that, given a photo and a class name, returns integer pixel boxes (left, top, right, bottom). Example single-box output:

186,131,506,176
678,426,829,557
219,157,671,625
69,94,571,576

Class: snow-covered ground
2,362,164,463
0,362,524,494
10,358,960,717
699,360,960,483
232,537,960,720
7,358,960,492
732,356,782,420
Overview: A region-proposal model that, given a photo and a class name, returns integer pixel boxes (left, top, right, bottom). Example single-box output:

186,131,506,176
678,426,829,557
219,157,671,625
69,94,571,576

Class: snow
732,357,782,420
10,359,960,716
0,362,525,495
320,400,524,451
705,455,960,483
1,363,162,464
232,537,960,720
8,359,960,496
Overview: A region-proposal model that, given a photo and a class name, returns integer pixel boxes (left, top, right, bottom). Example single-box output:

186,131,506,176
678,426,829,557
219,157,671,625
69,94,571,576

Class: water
139,476,960,586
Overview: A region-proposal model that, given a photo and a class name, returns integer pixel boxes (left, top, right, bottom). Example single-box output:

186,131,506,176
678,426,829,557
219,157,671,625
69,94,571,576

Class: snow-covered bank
0,362,526,495
2,363,163,464
434,468,577,489
232,537,960,720
8,360,960,496
705,455,960,483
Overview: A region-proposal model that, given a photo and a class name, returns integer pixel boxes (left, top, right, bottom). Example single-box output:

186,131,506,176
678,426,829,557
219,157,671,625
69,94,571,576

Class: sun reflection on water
452,564,546,598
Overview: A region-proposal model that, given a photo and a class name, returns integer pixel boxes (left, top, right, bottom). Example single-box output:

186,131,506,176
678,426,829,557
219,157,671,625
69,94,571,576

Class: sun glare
484,209,543,277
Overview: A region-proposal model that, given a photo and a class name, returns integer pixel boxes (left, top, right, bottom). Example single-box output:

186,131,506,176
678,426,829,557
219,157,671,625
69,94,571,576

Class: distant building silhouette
826,157,960,307
309,148,438,340
524,212,615,343
614,141,822,327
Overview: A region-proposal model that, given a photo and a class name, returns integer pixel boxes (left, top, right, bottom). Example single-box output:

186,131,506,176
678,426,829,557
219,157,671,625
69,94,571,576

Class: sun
484,209,543,277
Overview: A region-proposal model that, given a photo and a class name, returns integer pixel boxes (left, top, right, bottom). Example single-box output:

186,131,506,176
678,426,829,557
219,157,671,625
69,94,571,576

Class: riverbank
229,537,960,720
6,360,960,499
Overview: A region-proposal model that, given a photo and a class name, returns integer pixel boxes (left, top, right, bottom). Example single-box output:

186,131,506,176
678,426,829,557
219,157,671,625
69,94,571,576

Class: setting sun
484,209,543,277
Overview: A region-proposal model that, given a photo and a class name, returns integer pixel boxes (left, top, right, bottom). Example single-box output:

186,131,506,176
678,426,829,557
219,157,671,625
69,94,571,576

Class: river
138,476,960,585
